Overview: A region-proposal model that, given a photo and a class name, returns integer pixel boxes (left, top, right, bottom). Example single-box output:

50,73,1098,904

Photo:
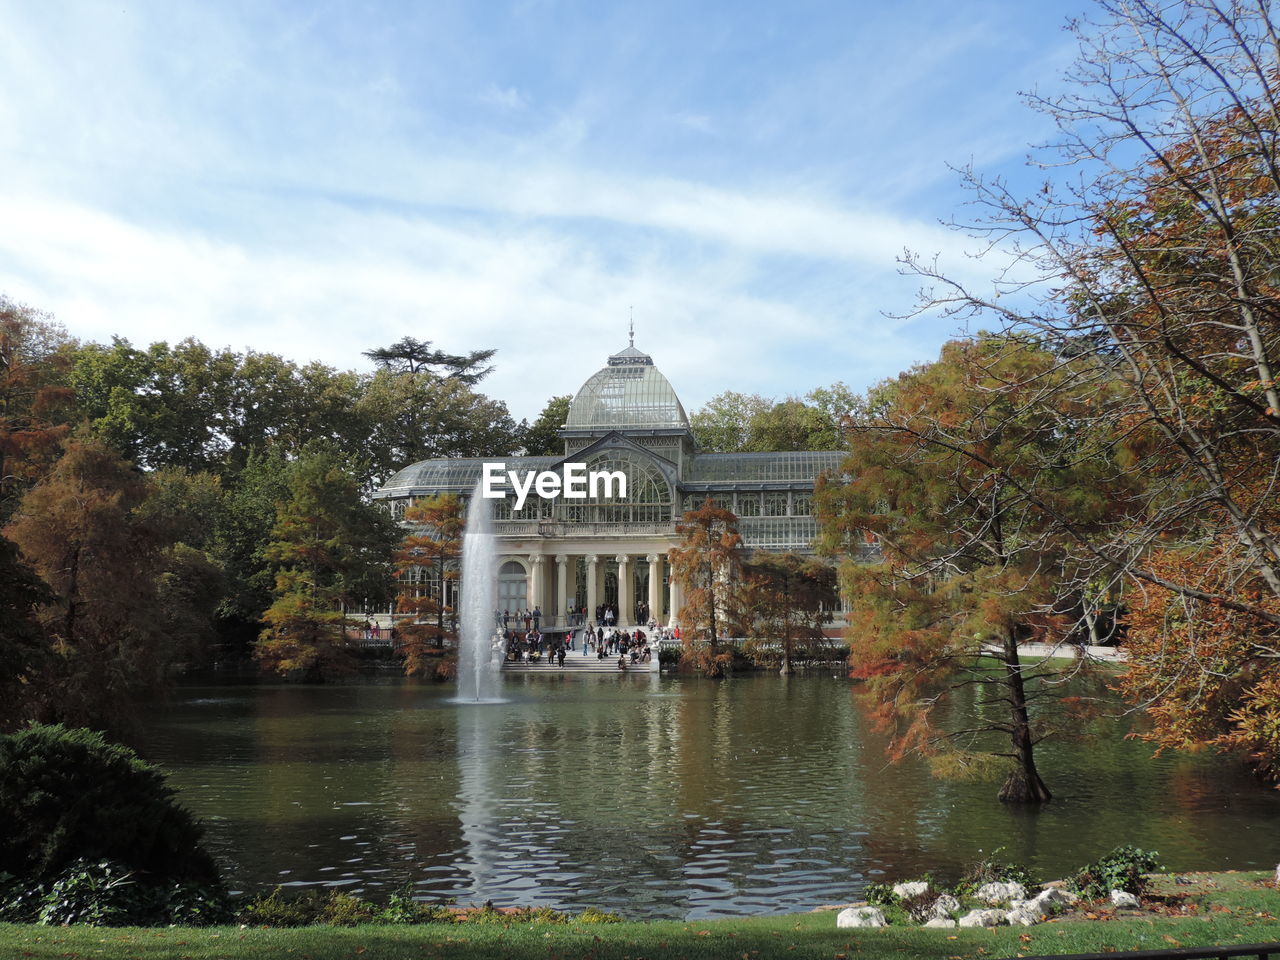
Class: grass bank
2,872,1276,960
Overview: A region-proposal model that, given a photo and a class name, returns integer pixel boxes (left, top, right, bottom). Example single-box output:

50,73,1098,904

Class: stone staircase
501,628,660,674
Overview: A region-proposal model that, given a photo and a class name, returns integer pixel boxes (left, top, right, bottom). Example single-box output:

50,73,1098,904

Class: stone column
647,554,662,625
555,554,569,626
585,554,599,625
528,555,544,618
616,554,632,625
669,576,683,627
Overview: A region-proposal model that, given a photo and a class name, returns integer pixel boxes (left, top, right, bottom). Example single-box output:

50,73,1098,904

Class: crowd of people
502,621,683,669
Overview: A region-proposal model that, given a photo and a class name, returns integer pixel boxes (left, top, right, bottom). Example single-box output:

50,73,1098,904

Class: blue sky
0,0,1089,421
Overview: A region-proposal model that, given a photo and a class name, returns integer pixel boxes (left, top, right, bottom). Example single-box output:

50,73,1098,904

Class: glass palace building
373,338,844,628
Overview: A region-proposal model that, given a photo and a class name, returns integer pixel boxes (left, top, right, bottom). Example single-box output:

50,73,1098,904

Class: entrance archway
498,560,527,616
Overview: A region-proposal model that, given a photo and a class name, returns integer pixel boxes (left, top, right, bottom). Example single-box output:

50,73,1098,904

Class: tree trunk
997,630,1052,803
780,607,793,675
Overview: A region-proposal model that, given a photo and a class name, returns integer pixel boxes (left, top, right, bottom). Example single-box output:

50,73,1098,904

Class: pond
138,672,1280,920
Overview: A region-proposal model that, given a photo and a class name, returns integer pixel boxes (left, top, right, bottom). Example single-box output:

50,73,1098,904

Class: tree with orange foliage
1117,543,1280,783
817,335,1116,803
901,1,1280,626
393,494,464,679
3,434,173,734
667,499,746,677
0,297,75,519
891,2,1280,777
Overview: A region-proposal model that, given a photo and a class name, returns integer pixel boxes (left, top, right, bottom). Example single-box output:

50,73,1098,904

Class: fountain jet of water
456,481,502,702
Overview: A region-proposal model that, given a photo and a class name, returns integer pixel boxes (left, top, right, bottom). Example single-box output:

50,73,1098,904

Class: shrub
954,848,1033,897
1070,846,1161,900
900,886,941,922
862,881,896,905
0,724,219,885
0,859,233,927
577,906,623,924
239,888,334,927
375,883,450,924
317,891,377,926
239,887,452,927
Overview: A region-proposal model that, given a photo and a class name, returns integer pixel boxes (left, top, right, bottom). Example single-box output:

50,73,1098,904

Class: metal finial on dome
629,308,634,346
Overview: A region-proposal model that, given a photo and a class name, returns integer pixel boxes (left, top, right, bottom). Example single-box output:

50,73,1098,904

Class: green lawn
2,873,1277,960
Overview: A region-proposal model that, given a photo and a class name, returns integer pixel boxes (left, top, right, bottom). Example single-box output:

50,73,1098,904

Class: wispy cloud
478,83,529,110
0,0,1089,421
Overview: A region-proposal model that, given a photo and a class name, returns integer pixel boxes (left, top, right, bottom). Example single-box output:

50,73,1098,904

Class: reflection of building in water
375,335,855,627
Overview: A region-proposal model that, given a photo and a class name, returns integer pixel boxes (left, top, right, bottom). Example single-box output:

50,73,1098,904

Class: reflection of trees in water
145,675,1280,913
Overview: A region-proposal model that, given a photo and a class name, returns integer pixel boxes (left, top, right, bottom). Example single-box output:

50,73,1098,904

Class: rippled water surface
139,673,1280,919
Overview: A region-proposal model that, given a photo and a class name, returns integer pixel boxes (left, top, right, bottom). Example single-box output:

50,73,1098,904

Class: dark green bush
0,859,232,927
0,724,219,885
36,859,141,926
1070,846,1161,900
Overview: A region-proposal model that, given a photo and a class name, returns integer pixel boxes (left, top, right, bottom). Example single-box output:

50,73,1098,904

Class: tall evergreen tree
256,445,397,681
362,337,496,383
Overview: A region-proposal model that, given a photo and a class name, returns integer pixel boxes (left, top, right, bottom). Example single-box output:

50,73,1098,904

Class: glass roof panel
687,451,844,483
564,343,689,430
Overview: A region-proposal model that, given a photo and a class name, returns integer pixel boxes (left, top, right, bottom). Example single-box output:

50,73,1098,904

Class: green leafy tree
210,450,291,637
71,338,239,472
356,372,520,471
135,467,230,668
521,395,571,456
689,391,771,452
256,445,397,681
741,552,838,675
668,499,746,676
746,398,840,452
394,494,464,679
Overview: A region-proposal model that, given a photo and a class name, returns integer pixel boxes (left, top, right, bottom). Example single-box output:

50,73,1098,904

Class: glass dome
564,340,689,431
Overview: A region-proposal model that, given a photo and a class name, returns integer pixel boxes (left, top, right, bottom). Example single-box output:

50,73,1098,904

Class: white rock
975,881,1027,904
1006,903,1047,926
927,894,960,920
837,906,887,928
892,881,930,898
1033,886,1075,907
958,908,1008,927
923,917,957,928
1110,889,1140,909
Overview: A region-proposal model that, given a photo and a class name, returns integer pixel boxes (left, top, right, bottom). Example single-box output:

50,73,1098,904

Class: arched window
556,451,673,524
